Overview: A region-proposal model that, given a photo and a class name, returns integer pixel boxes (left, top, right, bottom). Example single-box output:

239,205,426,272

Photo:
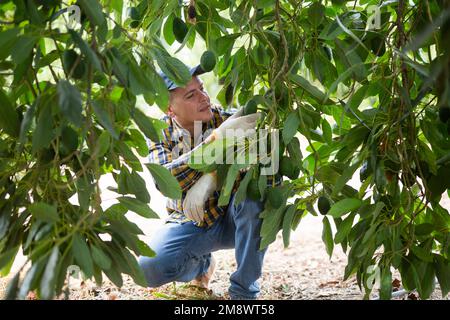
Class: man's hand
183,172,217,223
212,111,261,140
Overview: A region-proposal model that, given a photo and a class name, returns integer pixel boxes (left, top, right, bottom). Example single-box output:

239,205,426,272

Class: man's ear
167,104,175,118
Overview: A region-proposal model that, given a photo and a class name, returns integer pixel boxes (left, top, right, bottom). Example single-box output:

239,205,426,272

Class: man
138,65,279,300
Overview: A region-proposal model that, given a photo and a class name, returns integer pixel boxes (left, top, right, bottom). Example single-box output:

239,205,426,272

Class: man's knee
238,198,264,218
138,255,179,288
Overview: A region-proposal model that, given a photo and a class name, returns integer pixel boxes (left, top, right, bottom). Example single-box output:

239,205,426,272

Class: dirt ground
1,168,449,300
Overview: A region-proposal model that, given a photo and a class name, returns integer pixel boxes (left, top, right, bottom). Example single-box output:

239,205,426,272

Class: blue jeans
138,194,267,299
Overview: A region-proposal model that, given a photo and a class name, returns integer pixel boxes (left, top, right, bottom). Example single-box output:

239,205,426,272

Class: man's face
167,76,214,125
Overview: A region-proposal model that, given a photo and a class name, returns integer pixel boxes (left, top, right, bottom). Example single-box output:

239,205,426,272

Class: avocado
127,7,140,28
318,196,331,215
243,99,257,115
267,187,283,209
200,50,216,72
173,17,188,43
279,156,299,179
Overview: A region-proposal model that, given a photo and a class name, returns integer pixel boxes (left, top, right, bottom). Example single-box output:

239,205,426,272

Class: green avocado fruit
318,196,331,215
200,50,216,72
173,17,188,43
244,99,257,115
267,187,283,209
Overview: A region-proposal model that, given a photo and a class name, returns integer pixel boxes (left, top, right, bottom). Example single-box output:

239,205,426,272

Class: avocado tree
1,0,450,300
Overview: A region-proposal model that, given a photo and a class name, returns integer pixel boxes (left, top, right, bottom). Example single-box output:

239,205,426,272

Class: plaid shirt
148,105,281,228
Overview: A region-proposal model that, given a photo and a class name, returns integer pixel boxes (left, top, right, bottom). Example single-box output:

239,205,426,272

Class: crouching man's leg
227,195,267,300
138,222,213,288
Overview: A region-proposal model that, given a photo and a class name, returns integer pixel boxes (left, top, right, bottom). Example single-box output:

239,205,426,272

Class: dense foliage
0,0,449,300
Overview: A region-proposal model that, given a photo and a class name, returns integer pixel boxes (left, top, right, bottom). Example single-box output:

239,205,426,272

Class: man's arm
147,107,235,193
148,139,207,192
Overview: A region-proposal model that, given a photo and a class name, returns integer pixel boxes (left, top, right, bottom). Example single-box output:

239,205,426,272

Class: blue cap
159,64,207,91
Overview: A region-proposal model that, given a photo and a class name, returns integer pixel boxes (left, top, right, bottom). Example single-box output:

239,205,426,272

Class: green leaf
72,233,94,278
218,164,244,206
115,141,142,172
214,33,240,56
256,0,275,8
18,258,46,299
260,206,285,250
163,14,175,45
96,131,111,157
128,129,148,157
322,217,334,258
4,272,20,300
282,112,300,145
418,262,436,299
110,0,123,15
332,162,360,197
54,252,73,297
379,266,392,300
414,223,435,236
91,100,118,139
19,101,36,145
78,0,106,27
91,245,112,270
127,170,150,203
57,80,83,127
76,177,94,210
132,108,166,142
145,163,182,200
11,36,37,64
259,186,290,249
308,2,325,27
328,198,363,218
117,246,148,287
418,140,437,175
347,85,368,114
289,74,334,105
434,256,450,297
334,211,355,244
136,239,156,258
234,167,255,206
0,89,20,137
0,246,19,273
334,39,367,82
258,174,268,200
147,67,170,112
31,102,54,154
0,210,10,240
40,246,60,300
117,196,159,219
152,49,191,87
411,245,434,263
287,137,303,165
29,202,59,223
0,28,20,60
282,204,296,248
69,30,102,71
321,119,332,145
103,263,123,287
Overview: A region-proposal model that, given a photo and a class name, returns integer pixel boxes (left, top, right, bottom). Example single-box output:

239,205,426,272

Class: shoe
191,255,216,289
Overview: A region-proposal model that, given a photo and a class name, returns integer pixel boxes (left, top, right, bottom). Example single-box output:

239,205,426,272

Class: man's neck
173,117,195,136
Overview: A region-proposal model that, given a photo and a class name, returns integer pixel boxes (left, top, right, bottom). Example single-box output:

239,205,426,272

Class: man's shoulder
211,104,238,120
